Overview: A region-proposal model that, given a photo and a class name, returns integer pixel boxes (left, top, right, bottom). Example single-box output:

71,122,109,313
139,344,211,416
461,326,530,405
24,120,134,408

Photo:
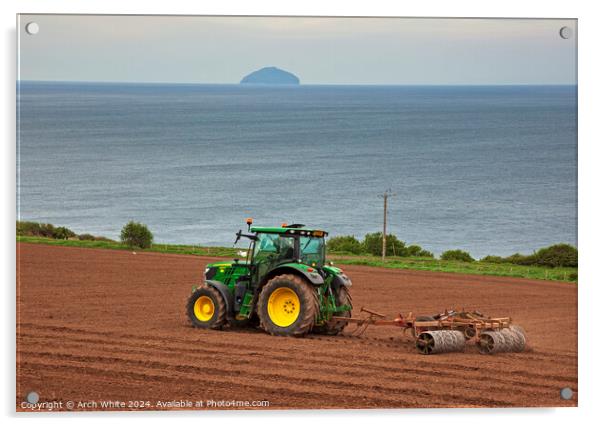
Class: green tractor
186,219,353,336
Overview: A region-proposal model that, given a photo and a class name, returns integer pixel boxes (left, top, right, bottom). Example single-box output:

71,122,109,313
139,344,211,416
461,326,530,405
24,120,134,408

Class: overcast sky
18,15,577,85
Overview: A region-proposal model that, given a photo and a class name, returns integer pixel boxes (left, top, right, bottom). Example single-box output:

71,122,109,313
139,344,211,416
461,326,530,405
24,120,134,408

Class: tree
363,232,406,257
441,249,474,262
326,235,363,254
120,221,153,249
406,245,434,258
53,226,76,240
532,244,577,267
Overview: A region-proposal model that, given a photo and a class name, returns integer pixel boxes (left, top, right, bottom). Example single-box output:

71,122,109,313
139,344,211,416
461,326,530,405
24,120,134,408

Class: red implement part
332,307,513,341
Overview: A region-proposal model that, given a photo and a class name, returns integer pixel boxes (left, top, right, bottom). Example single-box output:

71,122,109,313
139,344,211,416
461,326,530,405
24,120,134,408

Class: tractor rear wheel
314,286,353,335
257,274,317,337
187,285,227,329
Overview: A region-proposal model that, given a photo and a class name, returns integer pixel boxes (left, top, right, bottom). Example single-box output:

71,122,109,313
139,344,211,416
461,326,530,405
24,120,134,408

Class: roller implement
187,220,527,355
336,308,527,355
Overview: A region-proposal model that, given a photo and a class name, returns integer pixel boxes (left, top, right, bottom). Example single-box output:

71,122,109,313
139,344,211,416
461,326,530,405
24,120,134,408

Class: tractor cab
249,223,327,270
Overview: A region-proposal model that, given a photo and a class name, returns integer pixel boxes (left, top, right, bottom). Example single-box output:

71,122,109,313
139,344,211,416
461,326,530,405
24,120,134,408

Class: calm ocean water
17,82,577,258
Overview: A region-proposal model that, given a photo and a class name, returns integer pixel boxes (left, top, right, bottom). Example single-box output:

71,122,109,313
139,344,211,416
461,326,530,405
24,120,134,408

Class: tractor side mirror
234,230,242,245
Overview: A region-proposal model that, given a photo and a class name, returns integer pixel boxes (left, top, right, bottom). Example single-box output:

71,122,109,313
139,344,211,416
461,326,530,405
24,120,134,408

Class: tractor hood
206,260,249,269
204,260,250,282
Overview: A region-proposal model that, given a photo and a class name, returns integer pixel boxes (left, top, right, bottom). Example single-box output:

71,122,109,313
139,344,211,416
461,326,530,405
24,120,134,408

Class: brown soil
16,243,577,411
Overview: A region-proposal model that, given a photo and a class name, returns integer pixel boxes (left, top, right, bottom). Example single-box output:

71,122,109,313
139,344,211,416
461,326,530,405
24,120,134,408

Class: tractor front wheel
187,285,227,329
257,274,317,337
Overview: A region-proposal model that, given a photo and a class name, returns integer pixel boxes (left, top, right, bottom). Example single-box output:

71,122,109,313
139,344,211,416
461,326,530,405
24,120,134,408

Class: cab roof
250,226,328,237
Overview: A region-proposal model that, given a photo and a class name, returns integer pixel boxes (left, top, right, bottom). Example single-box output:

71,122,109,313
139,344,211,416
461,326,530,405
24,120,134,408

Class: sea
17,82,577,258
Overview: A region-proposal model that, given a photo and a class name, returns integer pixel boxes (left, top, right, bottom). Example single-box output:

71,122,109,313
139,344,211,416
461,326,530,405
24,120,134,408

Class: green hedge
17,221,75,240
326,235,363,254
327,232,433,258
441,249,475,262
481,244,577,268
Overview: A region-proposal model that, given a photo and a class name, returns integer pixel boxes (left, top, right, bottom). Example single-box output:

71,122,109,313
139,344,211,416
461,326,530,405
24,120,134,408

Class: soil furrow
19,332,577,392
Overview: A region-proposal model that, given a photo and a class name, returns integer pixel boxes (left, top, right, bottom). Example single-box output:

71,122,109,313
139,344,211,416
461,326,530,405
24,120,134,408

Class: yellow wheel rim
267,287,301,327
193,295,215,322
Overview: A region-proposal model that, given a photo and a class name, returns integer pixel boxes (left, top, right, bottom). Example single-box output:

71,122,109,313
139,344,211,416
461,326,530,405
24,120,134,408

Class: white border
3,1,601,425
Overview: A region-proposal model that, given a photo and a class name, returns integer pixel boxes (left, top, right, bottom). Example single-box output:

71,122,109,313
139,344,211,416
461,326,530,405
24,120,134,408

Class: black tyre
314,286,353,335
257,274,317,337
186,285,227,329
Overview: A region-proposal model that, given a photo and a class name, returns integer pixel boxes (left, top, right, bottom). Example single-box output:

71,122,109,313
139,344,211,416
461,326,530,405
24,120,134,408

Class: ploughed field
16,243,577,410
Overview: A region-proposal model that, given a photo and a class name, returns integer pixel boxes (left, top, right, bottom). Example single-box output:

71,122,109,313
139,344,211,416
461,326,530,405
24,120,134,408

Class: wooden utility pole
379,189,395,262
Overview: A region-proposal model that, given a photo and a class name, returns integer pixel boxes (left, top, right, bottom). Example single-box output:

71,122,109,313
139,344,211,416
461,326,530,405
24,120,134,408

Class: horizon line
16,79,577,87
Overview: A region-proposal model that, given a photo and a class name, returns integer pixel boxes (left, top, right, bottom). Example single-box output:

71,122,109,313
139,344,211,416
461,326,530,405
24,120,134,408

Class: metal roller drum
416,330,466,355
509,324,526,341
508,325,527,351
500,328,520,351
478,330,505,354
478,328,526,354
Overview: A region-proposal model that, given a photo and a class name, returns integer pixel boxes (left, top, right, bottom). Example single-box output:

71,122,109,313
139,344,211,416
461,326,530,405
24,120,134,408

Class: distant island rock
240,67,300,85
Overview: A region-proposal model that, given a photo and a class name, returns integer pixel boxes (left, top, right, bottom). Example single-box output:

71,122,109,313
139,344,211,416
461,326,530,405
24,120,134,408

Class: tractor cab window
299,236,325,267
254,233,295,263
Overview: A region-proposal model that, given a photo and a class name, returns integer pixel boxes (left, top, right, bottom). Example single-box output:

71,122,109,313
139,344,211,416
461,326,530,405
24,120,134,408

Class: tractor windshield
254,234,295,260
299,236,325,267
